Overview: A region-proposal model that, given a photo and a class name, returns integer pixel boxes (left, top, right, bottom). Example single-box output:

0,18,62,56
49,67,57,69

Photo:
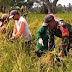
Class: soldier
43,14,72,57
35,14,64,57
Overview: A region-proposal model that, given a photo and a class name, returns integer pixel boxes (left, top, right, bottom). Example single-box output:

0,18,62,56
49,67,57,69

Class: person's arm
14,22,25,38
37,26,45,46
13,23,17,36
58,25,69,57
37,26,45,39
59,26,69,37
58,36,69,57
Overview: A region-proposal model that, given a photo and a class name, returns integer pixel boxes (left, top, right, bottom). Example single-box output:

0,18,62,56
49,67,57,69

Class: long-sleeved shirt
13,16,32,42
36,26,49,51
48,21,72,52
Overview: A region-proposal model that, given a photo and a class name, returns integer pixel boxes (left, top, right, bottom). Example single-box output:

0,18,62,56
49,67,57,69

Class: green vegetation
0,13,72,72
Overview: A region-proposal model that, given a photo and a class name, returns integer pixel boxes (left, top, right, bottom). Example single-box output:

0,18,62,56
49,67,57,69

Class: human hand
9,37,15,42
39,38,44,46
58,50,64,57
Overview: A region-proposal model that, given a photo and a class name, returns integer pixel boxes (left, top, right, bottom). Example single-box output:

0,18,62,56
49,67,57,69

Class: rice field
0,13,72,72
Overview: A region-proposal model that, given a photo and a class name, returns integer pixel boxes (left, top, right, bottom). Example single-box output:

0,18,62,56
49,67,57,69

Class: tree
0,0,11,12
27,0,34,9
67,3,72,12
34,0,59,14
56,4,64,13
39,3,48,14
0,0,26,13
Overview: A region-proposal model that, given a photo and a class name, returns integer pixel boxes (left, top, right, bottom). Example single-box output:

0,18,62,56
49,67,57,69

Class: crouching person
44,14,72,57
9,10,32,55
35,21,49,57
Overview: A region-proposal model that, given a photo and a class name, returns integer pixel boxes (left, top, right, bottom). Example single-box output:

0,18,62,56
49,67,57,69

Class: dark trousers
35,51,45,57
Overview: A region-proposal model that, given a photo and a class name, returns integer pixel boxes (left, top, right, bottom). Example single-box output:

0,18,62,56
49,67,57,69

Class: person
23,6,28,18
9,10,32,49
35,18,49,57
0,14,9,34
43,14,72,57
35,14,63,57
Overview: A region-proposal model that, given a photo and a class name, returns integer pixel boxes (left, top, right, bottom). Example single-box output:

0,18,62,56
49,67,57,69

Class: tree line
0,0,72,14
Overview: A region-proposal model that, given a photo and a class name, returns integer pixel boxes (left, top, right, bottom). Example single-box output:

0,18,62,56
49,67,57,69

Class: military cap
42,15,54,26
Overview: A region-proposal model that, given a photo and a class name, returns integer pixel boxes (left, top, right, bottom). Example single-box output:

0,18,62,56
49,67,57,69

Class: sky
57,0,72,6
31,0,72,8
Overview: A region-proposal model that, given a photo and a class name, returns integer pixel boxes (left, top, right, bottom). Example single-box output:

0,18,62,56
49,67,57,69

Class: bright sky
57,0,72,6
32,0,72,8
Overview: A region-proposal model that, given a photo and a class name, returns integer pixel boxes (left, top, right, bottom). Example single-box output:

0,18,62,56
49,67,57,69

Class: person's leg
21,42,26,53
25,41,31,56
35,51,45,57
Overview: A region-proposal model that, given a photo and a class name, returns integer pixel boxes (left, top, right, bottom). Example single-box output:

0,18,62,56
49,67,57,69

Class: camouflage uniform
48,21,72,56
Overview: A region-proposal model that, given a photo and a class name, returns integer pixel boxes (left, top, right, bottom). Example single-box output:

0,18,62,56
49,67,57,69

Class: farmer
9,10,32,48
35,14,63,57
35,18,50,57
44,14,72,57
0,14,9,34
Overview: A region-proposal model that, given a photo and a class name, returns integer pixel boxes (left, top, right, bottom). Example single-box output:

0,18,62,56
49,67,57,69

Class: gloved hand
39,38,44,46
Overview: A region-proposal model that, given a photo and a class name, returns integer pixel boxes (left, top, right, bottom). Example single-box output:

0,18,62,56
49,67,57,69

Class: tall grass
0,13,72,72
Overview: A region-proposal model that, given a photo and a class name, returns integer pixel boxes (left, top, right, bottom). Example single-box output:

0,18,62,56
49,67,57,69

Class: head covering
9,10,19,18
50,13,63,22
42,14,54,26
